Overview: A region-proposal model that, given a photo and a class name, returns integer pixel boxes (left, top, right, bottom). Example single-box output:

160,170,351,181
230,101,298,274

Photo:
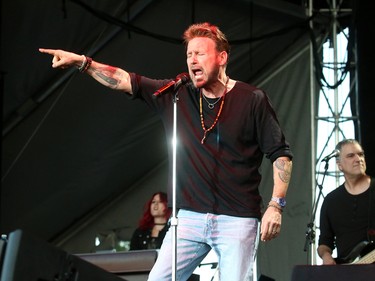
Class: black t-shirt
128,74,293,219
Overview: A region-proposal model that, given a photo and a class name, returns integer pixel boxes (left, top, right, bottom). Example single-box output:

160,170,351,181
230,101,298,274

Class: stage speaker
291,264,375,281
78,251,201,281
0,229,124,281
77,249,158,281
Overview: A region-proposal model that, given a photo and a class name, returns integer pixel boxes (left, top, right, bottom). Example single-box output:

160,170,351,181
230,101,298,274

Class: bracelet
267,203,283,212
78,55,92,73
78,55,86,71
82,56,92,73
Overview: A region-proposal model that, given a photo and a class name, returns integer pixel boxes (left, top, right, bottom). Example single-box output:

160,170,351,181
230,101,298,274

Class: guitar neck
353,249,375,264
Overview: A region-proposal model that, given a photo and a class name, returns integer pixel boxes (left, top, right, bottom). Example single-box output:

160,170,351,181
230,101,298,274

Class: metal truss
307,0,358,264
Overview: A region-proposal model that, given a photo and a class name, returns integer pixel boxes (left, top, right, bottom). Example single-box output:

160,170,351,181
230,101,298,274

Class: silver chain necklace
202,94,222,109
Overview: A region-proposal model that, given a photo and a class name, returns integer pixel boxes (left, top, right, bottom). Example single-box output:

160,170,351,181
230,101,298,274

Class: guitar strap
368,177,375,243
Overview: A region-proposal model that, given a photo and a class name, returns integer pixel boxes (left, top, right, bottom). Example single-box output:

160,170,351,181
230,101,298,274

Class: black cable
69,0,183,44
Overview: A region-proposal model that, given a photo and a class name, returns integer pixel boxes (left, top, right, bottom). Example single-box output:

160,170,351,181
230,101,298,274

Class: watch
271,197,286,208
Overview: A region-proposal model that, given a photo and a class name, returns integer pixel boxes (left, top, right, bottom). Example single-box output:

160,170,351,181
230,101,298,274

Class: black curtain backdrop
357,1,375,176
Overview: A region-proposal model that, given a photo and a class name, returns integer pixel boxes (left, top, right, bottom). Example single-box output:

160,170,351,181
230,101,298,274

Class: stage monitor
0,229,124,281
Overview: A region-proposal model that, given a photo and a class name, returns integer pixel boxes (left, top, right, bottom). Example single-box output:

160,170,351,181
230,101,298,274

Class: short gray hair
335,139,360,152
335,139,363,160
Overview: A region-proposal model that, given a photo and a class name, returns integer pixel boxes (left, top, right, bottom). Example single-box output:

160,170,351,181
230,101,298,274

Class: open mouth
191,68,203,80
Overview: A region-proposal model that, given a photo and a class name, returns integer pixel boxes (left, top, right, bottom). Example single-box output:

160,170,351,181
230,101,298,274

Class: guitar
336,241,375,264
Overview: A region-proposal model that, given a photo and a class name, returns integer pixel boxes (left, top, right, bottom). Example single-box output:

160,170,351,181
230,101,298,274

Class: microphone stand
170,90,180,281
304,160,330,262
153,75,189,281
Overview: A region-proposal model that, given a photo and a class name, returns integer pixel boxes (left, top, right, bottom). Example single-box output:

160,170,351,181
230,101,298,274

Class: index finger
39,48,56,55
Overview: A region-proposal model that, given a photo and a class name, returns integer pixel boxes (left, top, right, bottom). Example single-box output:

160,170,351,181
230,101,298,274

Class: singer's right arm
39,48,133,94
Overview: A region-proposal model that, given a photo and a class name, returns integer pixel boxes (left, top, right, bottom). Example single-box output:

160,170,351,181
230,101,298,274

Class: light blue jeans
148,209,259,281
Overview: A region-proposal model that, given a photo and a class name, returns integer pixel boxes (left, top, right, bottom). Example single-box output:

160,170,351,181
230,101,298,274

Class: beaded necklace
199,77,229,144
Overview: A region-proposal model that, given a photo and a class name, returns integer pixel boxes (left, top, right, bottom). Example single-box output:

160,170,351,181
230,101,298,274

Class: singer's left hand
260,206,282,241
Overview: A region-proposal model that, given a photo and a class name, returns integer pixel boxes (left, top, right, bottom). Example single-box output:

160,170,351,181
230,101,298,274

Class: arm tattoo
275,158,292,183
94,66,121,88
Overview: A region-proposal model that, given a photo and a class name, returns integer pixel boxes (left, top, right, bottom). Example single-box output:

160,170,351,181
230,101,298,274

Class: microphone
322,149,340,162
153,73,190,98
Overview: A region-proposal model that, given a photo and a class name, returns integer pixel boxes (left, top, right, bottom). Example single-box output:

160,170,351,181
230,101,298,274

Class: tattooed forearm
275,158,292,183
93,66,122,89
